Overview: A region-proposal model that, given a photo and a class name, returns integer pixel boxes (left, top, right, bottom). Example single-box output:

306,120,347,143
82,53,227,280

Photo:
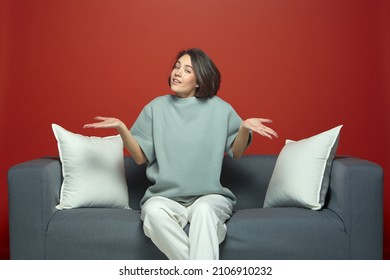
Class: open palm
83,116,123,129
242,118,278,139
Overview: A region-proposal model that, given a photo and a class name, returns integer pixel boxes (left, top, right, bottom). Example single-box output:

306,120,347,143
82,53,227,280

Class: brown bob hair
168,48,221,98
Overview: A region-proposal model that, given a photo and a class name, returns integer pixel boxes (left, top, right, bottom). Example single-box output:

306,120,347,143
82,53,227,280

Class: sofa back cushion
125,155,277,210
124,158,150,210
221,155,277,210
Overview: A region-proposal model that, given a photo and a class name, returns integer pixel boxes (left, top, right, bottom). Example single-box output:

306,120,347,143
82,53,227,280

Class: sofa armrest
8,157,61,259
327,157,383,259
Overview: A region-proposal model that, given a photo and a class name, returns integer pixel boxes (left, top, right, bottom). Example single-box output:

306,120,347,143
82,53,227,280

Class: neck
174,91,196,98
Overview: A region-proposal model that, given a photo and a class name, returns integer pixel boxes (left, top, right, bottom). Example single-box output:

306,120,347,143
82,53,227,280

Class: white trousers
141,194,233,260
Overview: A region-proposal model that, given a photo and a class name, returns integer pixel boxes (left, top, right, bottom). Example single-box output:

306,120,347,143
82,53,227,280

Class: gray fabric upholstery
45,209,165,260
327,157,384,259
8,155,383,259
8,158,61,259
221,208,348,259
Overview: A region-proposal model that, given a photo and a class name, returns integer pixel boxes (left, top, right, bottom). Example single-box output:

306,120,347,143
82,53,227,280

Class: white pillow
263,125,342,210
52,124,130,210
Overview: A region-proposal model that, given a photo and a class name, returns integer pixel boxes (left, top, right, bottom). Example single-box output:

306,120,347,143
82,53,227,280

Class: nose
174,68,182,77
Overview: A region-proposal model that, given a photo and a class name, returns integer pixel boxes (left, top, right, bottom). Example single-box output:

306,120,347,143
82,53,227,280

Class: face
170,54,198,98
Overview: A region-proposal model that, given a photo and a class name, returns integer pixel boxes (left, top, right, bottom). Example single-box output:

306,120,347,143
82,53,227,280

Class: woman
84,48,278,260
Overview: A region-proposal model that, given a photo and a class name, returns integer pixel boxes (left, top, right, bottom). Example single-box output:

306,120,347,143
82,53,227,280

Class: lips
171,78,181,85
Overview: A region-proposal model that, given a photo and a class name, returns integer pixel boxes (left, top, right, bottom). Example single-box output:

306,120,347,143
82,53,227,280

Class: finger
252,127,270,138
260,131,273,139
83,123,96,128
94,116,107,121
263,131,275,139
84,123,110,129
262,126,278,138
253,127,277,139
259,118,273,123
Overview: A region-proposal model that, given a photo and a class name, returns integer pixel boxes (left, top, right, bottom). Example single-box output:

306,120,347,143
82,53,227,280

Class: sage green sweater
130,94,251,206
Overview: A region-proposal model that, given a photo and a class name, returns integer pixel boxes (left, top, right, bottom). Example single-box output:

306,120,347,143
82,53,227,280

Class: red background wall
1,0,389,259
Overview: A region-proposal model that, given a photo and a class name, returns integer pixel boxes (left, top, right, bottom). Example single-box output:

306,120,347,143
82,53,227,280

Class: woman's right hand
83,116,126,130
84,116,147,165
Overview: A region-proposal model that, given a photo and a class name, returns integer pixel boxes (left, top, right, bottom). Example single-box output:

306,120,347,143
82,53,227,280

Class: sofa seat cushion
221,208,349,260
45,208,349,260
45,209,166,259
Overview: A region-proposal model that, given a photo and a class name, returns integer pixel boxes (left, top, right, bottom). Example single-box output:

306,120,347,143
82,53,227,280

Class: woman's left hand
242,118,278,139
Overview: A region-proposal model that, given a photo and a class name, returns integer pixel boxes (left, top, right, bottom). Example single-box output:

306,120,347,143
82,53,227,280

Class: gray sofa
8,155,383,259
